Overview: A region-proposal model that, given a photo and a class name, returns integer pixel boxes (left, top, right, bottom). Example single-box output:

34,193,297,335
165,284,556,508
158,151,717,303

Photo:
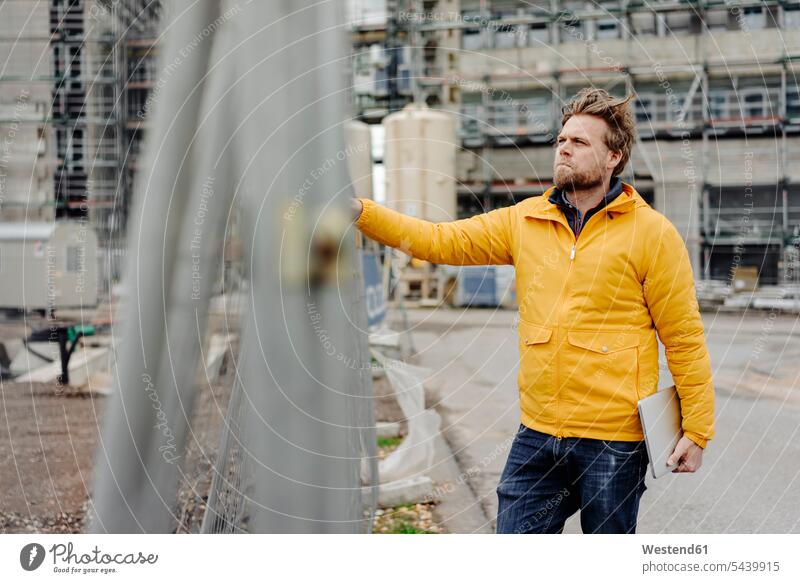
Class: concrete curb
427,432,494,534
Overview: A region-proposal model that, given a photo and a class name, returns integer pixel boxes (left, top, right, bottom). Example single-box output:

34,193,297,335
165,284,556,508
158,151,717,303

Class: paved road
392,308,800,534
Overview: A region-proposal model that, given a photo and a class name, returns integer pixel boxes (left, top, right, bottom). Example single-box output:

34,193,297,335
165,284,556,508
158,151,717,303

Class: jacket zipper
555,215,576,439
555,207,608,438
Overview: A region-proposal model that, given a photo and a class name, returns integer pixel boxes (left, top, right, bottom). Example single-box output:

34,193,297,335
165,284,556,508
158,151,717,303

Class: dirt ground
0,368,404,533
373,373,407,427
0,310,419,534
0,381,104,533
173,380,235,533
0,377,239,534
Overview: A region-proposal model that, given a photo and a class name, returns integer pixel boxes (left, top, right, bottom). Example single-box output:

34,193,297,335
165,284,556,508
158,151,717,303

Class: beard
553,163,603,193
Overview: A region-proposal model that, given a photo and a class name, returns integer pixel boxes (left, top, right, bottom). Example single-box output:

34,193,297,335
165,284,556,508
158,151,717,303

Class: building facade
352,0,800,286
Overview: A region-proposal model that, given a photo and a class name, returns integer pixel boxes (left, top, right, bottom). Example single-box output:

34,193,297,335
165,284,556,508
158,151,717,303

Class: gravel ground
372,373,407,429
0,355,439,533
372,503,442,534
0,366,235,533
0,381,104,533
372,372,445,534
372,436,444,534
173,380,235,533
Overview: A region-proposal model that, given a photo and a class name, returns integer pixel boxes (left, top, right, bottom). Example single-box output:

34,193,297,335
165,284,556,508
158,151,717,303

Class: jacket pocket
566,330,639,354
521,322,553,346
517,321,556,421
561,330,641,424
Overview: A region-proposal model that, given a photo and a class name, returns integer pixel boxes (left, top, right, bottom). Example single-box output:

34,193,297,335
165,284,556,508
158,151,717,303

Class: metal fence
89,0,377,534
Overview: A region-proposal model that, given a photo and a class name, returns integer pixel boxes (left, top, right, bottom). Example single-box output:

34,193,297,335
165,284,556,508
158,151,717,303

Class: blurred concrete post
89,0,224,533
233,0,369,533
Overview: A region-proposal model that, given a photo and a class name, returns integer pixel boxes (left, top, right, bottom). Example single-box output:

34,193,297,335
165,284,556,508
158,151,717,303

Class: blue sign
362,252,386,329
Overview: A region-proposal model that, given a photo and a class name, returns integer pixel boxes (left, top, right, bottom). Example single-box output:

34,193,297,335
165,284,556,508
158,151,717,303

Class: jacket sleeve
354,197,514,265
642,218,715,449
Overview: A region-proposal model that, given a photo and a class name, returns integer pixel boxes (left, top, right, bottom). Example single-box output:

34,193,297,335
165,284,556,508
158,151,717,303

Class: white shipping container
0,222,98,310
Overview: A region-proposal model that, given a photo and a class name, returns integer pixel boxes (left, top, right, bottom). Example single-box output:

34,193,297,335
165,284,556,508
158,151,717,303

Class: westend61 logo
19,542,158,574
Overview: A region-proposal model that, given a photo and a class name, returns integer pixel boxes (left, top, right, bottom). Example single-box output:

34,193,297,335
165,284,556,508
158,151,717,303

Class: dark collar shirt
548,175,625,238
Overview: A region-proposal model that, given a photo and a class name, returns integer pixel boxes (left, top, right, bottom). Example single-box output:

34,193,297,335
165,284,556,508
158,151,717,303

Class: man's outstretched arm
352,197,515,266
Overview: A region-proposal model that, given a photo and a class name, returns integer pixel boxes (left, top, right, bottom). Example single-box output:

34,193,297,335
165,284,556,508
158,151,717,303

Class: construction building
3,1,799,290
350,0,800,288
0,0,162,288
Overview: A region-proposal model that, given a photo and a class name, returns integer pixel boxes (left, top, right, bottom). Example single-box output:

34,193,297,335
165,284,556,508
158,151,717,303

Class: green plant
377,436,402,448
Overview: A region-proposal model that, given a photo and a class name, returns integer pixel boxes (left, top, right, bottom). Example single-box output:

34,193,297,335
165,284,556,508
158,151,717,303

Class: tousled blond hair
561,87,636,176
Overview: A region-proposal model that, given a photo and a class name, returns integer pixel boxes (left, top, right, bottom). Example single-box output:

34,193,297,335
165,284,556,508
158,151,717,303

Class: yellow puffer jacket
355,182,715,448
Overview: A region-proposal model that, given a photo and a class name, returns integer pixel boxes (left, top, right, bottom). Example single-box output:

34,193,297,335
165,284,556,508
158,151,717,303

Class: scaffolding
351,0,800,287
0,0,163,297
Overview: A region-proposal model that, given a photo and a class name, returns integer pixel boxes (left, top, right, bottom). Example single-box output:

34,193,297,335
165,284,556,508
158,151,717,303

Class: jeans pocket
601,438,646,456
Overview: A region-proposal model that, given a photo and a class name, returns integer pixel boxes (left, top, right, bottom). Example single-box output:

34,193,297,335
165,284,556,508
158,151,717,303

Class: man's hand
350,198,363,221
667,435,704,473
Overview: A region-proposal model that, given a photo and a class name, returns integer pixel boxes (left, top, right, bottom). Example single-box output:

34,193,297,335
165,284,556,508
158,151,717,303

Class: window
787,87,800,119
397,46,410,66
634,95,654,124
53,46,63,77
397,67,411,94
70,131,83,162
708,93,728,120
595,19,619,40
704,9,729,32
528,23,549,45
785,5,800,29
459,103,481,141
488,103,516,129
69,46,81,78
631,12,656,36
661,12,693,36
741,90,766,118
462,28,483,51
492,24,518,49
373,68,388,96
741,6,766,30
519,96,551,131
66,246,81,273
560,17,584,43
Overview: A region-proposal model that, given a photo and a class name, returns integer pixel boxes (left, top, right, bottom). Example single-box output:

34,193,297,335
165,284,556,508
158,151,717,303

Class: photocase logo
20,543,46,571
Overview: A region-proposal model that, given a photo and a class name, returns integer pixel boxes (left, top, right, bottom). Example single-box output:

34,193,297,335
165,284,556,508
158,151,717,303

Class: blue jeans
496,423,649,534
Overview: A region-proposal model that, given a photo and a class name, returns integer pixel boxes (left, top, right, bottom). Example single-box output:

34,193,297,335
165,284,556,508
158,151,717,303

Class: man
351,88,714,534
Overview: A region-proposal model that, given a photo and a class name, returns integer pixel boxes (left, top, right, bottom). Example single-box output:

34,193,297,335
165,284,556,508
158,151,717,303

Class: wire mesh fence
88,0,377,534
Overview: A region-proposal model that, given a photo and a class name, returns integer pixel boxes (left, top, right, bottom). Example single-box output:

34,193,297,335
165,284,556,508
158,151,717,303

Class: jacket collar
522,180,645,221
548,175,624,210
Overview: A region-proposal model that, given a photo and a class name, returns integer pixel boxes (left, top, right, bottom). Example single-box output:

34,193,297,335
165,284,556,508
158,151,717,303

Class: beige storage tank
382,103,456,222
344,120,373,199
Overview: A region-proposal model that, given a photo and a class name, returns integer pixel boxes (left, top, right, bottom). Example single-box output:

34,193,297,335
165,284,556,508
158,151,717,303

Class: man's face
553,114,620,192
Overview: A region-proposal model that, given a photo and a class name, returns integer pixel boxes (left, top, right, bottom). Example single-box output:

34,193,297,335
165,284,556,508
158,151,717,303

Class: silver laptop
637,385,682,479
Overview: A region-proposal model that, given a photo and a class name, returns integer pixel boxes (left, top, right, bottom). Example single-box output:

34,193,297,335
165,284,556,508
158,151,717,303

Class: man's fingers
667,436,696,466
668,437,704,473
350,198,363,220
667,447,684,466
671,459,700,473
